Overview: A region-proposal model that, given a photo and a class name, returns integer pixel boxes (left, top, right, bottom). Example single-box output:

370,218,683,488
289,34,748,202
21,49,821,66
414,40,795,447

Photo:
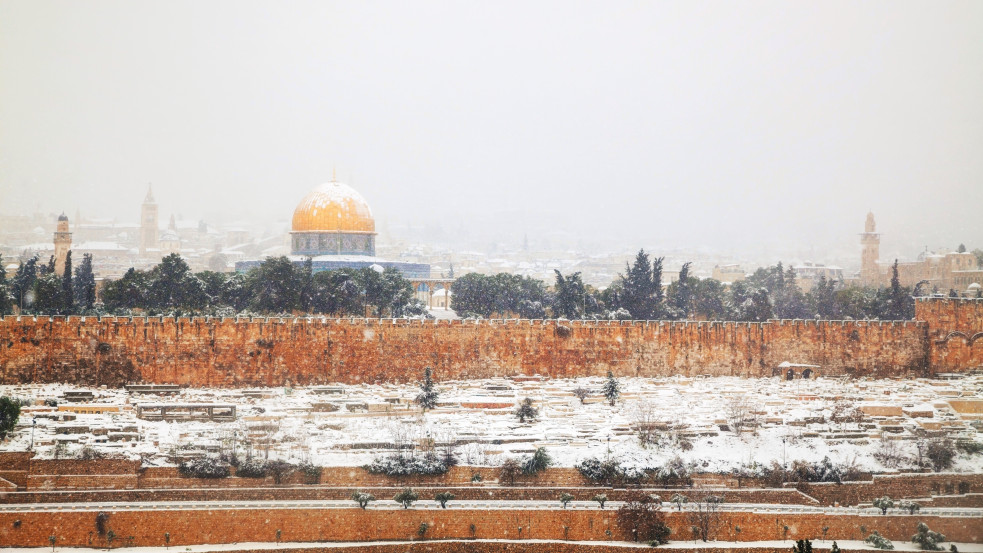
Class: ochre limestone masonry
0,298,980,387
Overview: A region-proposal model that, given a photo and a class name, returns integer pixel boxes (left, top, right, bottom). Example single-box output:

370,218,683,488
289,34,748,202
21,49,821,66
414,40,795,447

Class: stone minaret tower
140,186,159,255
53,213,72,275
860,211,880,285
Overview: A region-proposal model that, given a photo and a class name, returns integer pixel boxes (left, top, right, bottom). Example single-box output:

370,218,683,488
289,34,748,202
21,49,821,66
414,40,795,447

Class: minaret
860,211,880,285
54,213,72,275
140,185,159,255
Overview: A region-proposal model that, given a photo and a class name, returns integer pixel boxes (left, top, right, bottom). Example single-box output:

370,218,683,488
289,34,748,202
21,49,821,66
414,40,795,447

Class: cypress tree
62,250,74,313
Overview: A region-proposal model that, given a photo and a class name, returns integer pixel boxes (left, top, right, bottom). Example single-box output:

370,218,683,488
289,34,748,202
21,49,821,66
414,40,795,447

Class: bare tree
726,396,759,436
573,387,591,404
687,492,724,542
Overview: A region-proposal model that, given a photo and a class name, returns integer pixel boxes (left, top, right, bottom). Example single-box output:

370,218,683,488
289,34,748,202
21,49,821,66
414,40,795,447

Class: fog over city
1,1,981,264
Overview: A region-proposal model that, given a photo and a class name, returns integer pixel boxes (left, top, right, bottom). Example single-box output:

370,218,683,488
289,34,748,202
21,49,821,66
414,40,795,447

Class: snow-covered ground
2,374,981,474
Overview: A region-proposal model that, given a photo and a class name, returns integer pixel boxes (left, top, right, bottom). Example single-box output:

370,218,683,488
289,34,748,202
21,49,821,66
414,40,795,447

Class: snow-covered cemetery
2,375,982,476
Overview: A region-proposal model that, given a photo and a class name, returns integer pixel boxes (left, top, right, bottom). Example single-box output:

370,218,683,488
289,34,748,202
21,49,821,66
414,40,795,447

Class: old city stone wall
917,298,983,372
1,298,980,387
0,317,930,387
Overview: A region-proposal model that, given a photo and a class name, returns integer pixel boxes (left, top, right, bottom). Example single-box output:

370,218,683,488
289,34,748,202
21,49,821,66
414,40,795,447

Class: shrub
500,458,522,485
394,488,419,509
364,453,449,477
417,522,429,539
560,493,574,508
515,398,539,423
900,500,921,515
593,494,608,508
0,396,21,441
235,458,268,478
670,493,689,511
616,491,671,544
178,457,231,479
912,522,946,551
522,447,552,475
435,491,455,508
873,496,894,515
576,456,648,487
299,461,321,484
95,512,109,535
76,446,105,460
865,531,895,550
793,539,814,553
956,440,983,455
351,490,375,509
922,438,957,472
601,371,620,405
265,460,296,484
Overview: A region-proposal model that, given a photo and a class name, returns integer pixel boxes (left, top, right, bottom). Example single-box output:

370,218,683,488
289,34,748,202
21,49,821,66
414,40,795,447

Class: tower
140,185,159,255
860,211,880,285
53,213,72,276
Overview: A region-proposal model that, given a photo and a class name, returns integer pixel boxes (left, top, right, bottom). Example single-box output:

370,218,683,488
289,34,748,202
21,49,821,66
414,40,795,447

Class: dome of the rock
289,180,377,257
291,181,375,233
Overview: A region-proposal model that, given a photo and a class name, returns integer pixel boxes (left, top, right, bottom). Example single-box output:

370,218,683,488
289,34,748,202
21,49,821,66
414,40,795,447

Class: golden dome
291,181,375,233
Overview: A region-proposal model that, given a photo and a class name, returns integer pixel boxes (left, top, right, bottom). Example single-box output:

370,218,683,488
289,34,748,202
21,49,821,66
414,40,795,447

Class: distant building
53,213,72,275
139,186,159,256
858,212,983,295
236,176,431,279
793,262,844,292
711,264,746,284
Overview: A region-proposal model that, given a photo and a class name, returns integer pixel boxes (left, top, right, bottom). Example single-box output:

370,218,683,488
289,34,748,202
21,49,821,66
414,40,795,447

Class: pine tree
601,371,620,406
0,254,12,315
11,256,39,312
61,250,74,313
667,262,694,319
415,367,439,411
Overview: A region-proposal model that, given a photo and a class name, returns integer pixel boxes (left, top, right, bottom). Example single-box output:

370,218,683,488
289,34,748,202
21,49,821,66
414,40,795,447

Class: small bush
900,500,921,515
515,398,539,423
394,487,419,508
299,461,322,483
178,457,230,479
617,491,670,544
873,496,894,515
417,522,429,539
912,522,946,551
351,490,375,509
865,531,895,550
235,458,268,478
593,494,608,508
435,491,455,508
956,440,983,455
560,493,574,508
364,453,449,476
522,447,552,475
76,446,105,460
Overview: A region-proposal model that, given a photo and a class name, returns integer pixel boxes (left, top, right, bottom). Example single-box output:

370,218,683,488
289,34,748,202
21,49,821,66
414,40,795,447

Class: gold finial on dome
332,166,337,183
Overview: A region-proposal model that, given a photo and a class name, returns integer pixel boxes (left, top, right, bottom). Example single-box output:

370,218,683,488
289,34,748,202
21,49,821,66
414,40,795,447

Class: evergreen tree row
0,252,96,316
451,249,917,321
1,253,426,318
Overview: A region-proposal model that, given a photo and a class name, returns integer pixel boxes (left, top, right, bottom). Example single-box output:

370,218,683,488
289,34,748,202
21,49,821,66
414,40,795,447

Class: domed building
290,181,377,256
236,177,430,279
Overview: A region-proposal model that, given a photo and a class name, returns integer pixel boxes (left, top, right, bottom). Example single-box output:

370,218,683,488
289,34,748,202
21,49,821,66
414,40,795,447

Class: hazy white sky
1,1,981,255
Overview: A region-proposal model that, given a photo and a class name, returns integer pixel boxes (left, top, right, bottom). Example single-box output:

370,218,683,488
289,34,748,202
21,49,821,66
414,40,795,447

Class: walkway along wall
1,298,980,386
0,507,979,547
